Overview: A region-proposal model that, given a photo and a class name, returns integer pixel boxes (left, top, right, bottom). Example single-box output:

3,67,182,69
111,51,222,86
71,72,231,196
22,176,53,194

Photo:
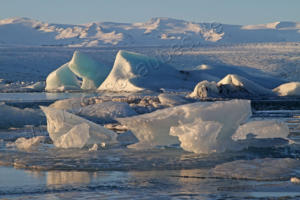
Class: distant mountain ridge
0,17,300,47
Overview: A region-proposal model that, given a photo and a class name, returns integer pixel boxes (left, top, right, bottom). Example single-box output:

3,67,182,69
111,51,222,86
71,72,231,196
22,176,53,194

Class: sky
0,0,299,25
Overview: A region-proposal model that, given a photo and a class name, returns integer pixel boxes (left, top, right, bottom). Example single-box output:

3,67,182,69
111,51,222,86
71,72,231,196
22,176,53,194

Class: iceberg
273,82,300,96
0,102,45,129
232,120,289,141
45,63,81,92
77,101,137,124
13,136,46,150
189,74,274,99
68,51,111,90
98,50,197,92
212,158,300,181
117,99,251,150
40,106,118,148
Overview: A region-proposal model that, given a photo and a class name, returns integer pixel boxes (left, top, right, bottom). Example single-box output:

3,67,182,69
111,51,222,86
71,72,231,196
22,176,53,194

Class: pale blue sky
0,0,299,25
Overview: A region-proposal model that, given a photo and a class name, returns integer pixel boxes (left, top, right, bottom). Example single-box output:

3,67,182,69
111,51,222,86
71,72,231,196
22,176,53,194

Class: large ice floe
212,158,300,181
118,99,251,153
40,106,118,148
189,74,274,99
68,51,111,90
45,63,80,92
0,102,45,128
98,50,200,92
273,82,300,96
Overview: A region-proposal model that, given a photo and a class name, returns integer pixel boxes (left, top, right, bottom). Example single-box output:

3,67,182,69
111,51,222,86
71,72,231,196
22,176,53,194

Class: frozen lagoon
1,93,300,199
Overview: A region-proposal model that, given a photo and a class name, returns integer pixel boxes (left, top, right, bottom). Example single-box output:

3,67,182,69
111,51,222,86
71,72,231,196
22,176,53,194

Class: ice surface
49,98,85,113
68,51,111,89
170,119,222,154
98,50,197,91
45,63,81,92
273,82,300,96
40,106,118,148
232,120,289,141
0,102,45,129
13,136,46,150
212,158,300,181
117,100,251,150
77,101,137,124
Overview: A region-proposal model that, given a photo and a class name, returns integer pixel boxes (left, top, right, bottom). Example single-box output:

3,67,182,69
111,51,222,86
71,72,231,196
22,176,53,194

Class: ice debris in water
212,158,300,181
40,106,118,148
45,63,81,92
291,177,300,184
273,82,300,96
68,51,111,90
232,120,289,141
88,144,98,151
118,99,251,151
0,102,45,129
11,136,46,150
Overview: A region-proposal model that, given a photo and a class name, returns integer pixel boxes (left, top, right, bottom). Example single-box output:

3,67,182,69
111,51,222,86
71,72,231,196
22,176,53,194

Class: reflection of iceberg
118,100,251,151
45,63,80,92
40,106,118,148
47,171,90,186
69,51,111,90
212,158,300,181
98,50,197,92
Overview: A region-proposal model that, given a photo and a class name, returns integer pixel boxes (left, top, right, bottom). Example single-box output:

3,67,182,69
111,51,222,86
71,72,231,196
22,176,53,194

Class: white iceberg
68,51,111,90
77,101,137,124
117,99,251,150
189,74,274,99
40,106,118,148
0,102,45,129
212,158,300,181
273,82,300,96
45,63,81,92
98,50,197,92
232,120,290,141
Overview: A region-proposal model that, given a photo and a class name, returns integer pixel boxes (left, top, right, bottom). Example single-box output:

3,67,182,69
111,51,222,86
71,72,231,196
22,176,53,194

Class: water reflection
47,171,91,187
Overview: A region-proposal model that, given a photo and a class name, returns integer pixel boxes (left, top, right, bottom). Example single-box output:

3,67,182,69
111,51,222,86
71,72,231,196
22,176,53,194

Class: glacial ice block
0,102,45,128
45,63,81,92
40,106,118,148
98,50,197,92
117,99,251,150
68,51,111,90
232,120,289,141
273,82,300,96
77,101,137,124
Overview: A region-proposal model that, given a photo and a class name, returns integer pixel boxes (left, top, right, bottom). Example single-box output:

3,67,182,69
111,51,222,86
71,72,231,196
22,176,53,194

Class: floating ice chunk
158,93,190,106
40,106,118,148
212,158,300,181
189,74,274,99
24,81,45,91
78,101,137,124
170,119,222,154
45,63,81,92
98,50,197,92
54,123,90,148
291,177,300,184
188,80,219,98
273,82,300,96
232,120,289,141
49,98,85,113
88,144,98,151
117,100,251,150
68,51,111,90
218,74,274,97
0,102,45,128
14,136,46,150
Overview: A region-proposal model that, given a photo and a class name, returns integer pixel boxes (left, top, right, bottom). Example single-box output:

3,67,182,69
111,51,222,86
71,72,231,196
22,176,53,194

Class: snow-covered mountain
0,17,300,47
